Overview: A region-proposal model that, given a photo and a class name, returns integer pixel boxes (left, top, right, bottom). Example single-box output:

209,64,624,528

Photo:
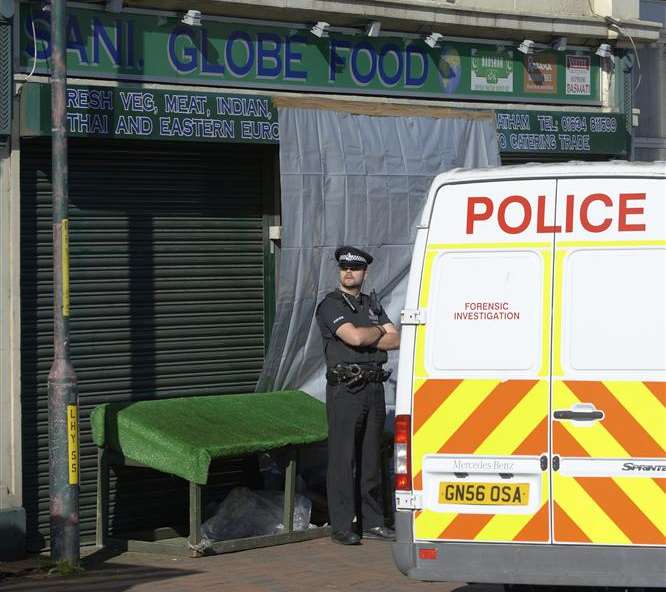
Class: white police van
392,162,666,587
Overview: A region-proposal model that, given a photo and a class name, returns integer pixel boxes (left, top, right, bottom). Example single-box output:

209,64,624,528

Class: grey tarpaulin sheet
257,105,500,404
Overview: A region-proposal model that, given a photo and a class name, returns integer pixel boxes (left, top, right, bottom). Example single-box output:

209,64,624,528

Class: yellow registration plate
439,481,529,506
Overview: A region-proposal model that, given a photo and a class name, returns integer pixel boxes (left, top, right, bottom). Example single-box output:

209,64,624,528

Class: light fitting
517,39,535,55
424,32,444,49
595,43,612,58
365,21,381,37
181,9,201,27
310,21,330,38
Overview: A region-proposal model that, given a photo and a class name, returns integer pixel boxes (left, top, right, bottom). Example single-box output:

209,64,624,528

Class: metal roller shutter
20,138,276,550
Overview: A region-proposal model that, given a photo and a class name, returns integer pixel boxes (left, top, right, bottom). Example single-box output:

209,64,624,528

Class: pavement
0,537,494,592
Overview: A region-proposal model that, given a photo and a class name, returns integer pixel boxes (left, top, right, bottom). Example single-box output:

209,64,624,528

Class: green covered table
91,390,329,556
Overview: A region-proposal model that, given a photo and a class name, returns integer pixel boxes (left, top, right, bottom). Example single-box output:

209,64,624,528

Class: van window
563,248,666,372
425,251,543,375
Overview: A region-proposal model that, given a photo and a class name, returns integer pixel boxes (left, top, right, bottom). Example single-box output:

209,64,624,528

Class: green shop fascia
16,3,628,157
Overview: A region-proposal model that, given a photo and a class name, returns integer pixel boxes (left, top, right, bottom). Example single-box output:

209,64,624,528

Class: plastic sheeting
257,106,500,404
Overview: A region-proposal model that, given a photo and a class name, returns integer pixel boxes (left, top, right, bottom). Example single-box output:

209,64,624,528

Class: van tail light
394,414,412,491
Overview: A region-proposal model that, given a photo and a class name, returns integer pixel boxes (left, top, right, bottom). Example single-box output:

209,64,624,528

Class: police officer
316,246,400,545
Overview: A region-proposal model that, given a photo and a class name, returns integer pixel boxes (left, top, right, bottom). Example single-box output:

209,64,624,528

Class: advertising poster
524,54,557,93
470,47,514,93
566,55,591,95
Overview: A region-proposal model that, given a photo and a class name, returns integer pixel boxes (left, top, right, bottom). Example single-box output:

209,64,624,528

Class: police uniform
315,247,392,542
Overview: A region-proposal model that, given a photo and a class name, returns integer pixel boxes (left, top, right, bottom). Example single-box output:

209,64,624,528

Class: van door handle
553,403,604,423
553,410,603,421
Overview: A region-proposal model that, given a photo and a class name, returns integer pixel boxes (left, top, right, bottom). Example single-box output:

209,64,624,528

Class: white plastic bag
201,486,312,541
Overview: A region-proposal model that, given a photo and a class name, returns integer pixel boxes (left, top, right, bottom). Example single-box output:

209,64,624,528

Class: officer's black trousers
325,381,386,533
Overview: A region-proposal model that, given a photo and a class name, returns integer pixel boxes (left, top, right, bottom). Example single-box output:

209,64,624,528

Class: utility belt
326,363,391,388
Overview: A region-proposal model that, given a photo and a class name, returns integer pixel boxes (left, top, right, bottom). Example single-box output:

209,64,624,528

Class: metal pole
48,0,79,565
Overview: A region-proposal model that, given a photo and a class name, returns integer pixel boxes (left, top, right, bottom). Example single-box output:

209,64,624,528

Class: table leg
96,447,109,548
283,449,296,533
189,481,202,550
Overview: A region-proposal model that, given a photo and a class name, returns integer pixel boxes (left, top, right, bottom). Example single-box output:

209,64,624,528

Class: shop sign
16,3,601,105
19,83,279,143
496,110,627,155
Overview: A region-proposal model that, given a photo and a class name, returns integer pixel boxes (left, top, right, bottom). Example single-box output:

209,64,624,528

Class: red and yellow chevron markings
553,381,665,545
412,379,548,489
412,379,462,434
412,379,549,543
434,492,550,543
513,502,549,542
554,473,666,545
438,380,540,454
644,382,666,405
554,381,664,458
553,502,591,542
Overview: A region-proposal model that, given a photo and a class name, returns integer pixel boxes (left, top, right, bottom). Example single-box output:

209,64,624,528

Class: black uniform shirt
316,290,391,368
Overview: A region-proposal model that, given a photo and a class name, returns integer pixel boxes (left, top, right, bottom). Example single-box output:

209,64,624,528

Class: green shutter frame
20,138,276,549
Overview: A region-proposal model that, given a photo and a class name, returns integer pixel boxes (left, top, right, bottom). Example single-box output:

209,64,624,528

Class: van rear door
551,177,666,546
412,179,556,544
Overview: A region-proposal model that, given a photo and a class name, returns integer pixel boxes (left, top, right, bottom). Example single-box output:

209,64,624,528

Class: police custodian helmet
335,246,373,269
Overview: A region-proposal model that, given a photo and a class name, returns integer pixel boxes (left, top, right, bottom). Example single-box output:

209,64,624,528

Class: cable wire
588,2,643,93
18,11,39,94
610,22,642,92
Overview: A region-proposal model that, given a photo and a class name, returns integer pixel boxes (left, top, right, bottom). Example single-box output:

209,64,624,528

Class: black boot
362,526,395,540
331,530,361,545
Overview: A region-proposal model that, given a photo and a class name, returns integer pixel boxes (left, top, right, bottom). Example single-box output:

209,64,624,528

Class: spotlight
365,21,381,37
310,21,330,38
517,39,535,55
181,9,201,27
424,32,444,49
552,37,567,52
595,43,612,58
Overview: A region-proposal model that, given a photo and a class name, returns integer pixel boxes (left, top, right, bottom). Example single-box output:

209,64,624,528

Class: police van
392,162,665,587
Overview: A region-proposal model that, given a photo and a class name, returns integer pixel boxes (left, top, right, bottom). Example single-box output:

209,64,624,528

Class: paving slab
0,538,487,592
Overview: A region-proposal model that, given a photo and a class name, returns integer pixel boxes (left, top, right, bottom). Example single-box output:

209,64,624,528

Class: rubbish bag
201,486,312,542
